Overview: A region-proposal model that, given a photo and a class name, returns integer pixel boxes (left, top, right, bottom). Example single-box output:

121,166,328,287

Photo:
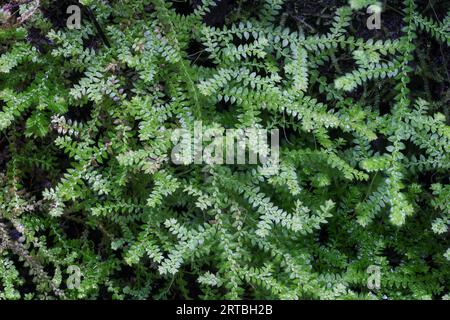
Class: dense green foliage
0,0,449,299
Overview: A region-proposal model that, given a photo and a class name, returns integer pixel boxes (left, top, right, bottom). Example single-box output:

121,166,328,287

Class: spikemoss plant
0,0,449,300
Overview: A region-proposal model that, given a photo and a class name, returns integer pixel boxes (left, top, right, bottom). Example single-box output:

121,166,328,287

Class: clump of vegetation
0,0,449,300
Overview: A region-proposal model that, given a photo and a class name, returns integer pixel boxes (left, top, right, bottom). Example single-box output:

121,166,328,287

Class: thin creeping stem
78,1,111,48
